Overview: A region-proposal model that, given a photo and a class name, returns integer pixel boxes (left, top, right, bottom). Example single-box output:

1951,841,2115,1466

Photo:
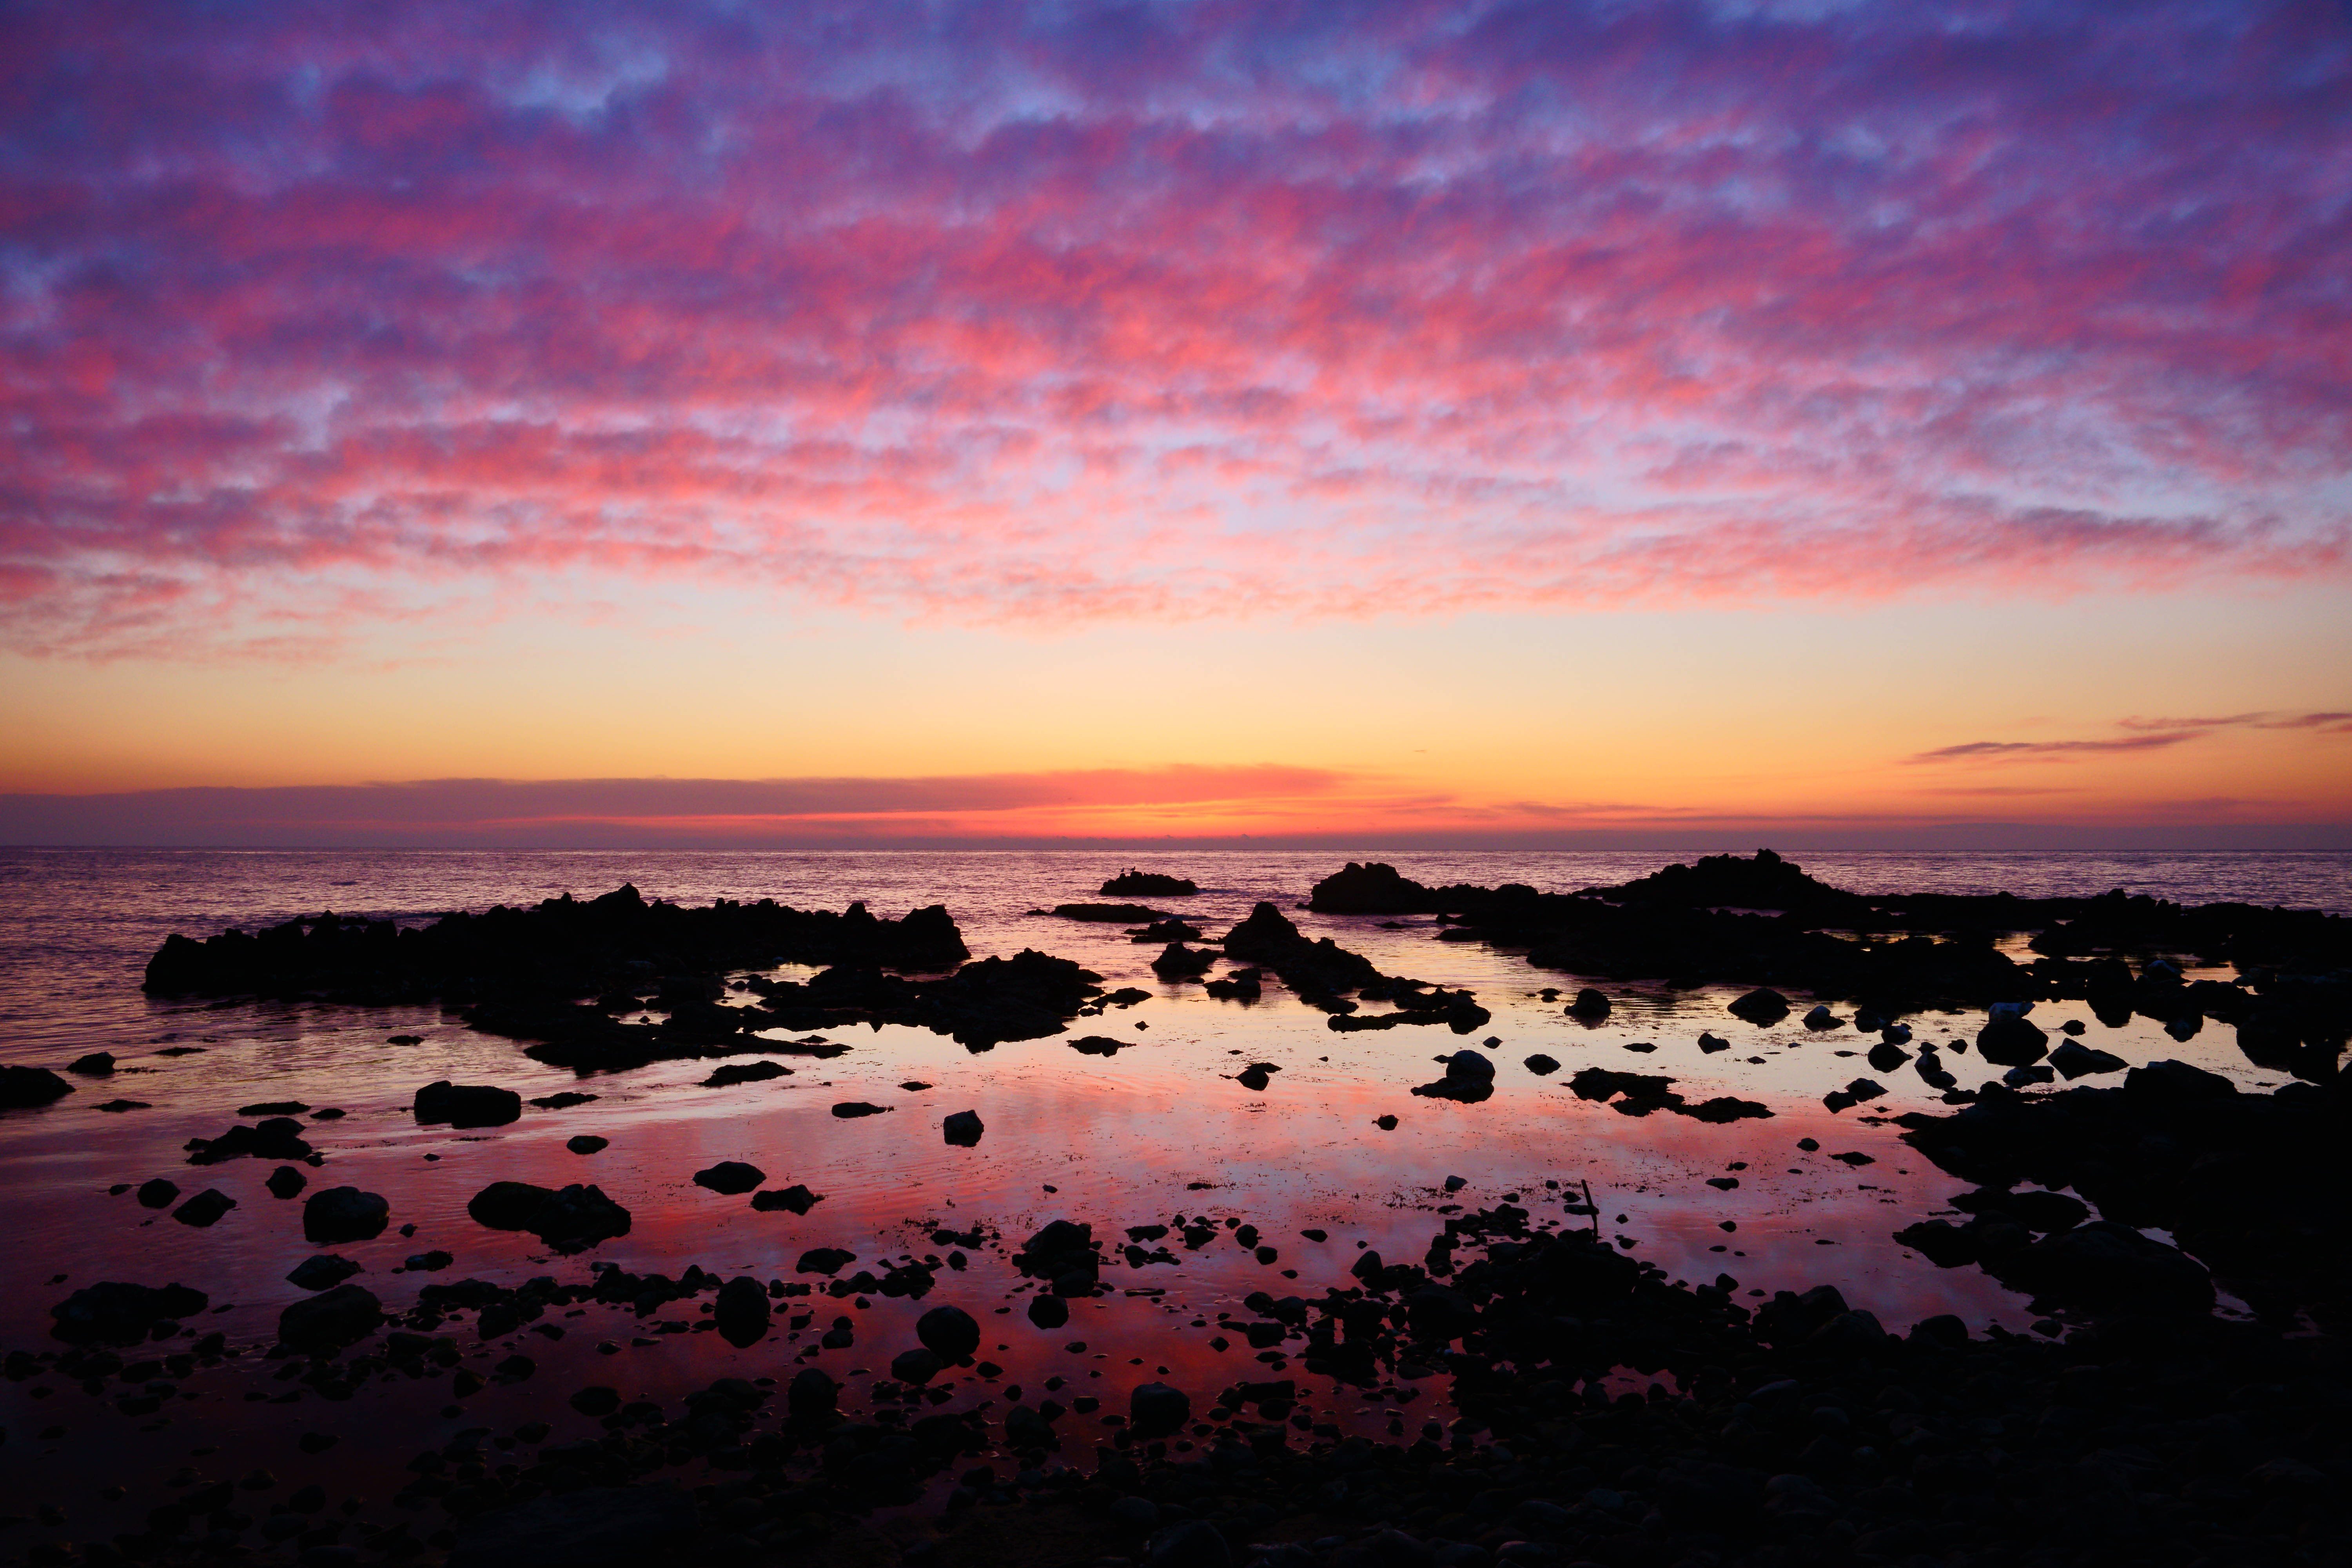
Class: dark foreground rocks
467,1181,633,1251
0,1063,75,1107
49,1281,207,1344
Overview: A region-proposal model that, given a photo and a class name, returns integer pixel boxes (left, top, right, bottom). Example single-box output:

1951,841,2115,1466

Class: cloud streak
1907,710,2352,765
3,2,2350,655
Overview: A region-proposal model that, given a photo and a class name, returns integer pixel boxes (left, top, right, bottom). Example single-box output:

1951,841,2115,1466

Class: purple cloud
2,2,2348,655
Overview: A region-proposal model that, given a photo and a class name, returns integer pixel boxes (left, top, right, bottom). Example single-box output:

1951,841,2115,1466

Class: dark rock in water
1150,942,1218,978
1026,1294,1071,1329
413,1080,523,1128
752,1184,822,1215
1053,902,1170,923
831,1101,891,1118
95,1098,150,1111
278,1283,382,1351
701,1060,791,1087
713,1276,771,1343
788,1367,838,1421
1102,869,1199,896
569,1386,621,1417
405,1250,454,1270
1375,1114,1399,1130
797,1247,856,1275
942,1110,984,1146
265,1165,307,1199
51,1280,208,1345
136,1177,180,1209
1893,1220,1982,1267
1977,1013,2050,1066
1307,860,1452,913
528,1091,600,1109
184,1116,314,1164
1130,1381,1191,1436
1412,1051,1497,1102
1867,1040,1913,1073
286,1254,361,1291
692,1160,765,1195
239,1100,309,1115
1223,902,1389,1007
0,1064,73,1107
1728,987,1790,1024
305,1186,390,1244
1802,1004,1842,1029
1444,1049,1495,1082
891,1346,944,1384
1069,1035,1126,1056
444,1484,696,1568
2000,1220,2214,1313
466,1181,629,1250
173,1188,236,1227
566,1135,608,1154
1204,966,1263,1002
1130,916,1205,944
67,1052,115,1076
1523,1053,1560,1074
1697,1032,1730,1053
2049,1039,2127,1079
1016,1220,1103,1296
1568,988,1611,1020
1682,1096,1775,1122
1235,1064,1276,1091
918,1304,982,1362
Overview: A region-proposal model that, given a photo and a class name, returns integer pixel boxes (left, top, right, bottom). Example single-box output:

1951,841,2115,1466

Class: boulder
1867,1040,1913,1073
566,1135,609,1154
1151,943,1218,978
1100,870,1199,897
2048,1040,2128,1079
278,1284,383,1352
173,1188,236,1227
1999,1220,2214,1313
1445,1049,1496,1082
787,1367,838,1421
831,1102,891,1118
692,1160,766,1195
1026,1294,1070,1329
412,1080,523,1129
1802,1005,1842,1029
466,1181,630,1250
0,1064,73,1107
796,1247,856,1275
892,1347,944,1384
1976,1014,2050,1067
942,1110,984,1147
1523,1053,1561,1075
751,1184,822,1215
918,1304,982,1362
1568,988,1611,1020
67,1052,115,1076
1728,988,1790,1025
1130,1381,1191,1436
135,1177,180,1209
286,1254,361,1292
50,1281,208,1345
702,1061,791,1087
713,1275,771,1343
304,1186,390,1244
265,1165,307,1199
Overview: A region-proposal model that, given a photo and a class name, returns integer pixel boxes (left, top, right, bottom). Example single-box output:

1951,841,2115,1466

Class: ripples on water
0,848,2345,1537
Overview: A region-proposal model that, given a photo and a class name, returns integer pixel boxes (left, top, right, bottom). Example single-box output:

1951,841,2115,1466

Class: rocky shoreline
6,852,2350,1567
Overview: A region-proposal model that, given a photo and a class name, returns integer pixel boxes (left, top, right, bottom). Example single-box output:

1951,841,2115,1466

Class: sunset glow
3,1,2347,843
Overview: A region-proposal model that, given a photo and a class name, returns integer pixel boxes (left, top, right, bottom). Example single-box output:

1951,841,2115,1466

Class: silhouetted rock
942,1110,984,1146
2049,1039,2127,1078
1026,1294,1070,1329
1053,902,1169,923
692,1161,765,1195
278,1283,382,1351
701,1060,791,1086
566,1135,608,1154
304,1186,390,1244
50,1281,208,1345
286,1254,361,1292
135,1177,180,1209
918,1304,982,1362
265,1165,307,1199
466,1181,628,1251
1130,1381,1191,1436
172,1188,236,1227
1568,987,1610,1020
0,1064,73,1107
1524,1053,1560,1074
1728,987,1790,1025
1977,1011,2050,1065
831,1101,891,1118
713,1275,771,1343
752,1184,822,1215
1151,942,1218,978
67,1052,115,1076
1101,870,1199,896
413,1080,523,1128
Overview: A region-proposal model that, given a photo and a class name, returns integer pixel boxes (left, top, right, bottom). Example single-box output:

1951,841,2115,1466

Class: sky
2,0,2348,848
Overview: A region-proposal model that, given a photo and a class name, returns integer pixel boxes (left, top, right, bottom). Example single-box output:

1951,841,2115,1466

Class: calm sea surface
1,848,2345,1539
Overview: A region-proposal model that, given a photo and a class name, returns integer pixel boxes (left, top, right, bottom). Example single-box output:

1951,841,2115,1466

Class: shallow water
1,848,2345,1548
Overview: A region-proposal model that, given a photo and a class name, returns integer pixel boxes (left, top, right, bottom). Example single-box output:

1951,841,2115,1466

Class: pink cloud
2,3,2348,655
